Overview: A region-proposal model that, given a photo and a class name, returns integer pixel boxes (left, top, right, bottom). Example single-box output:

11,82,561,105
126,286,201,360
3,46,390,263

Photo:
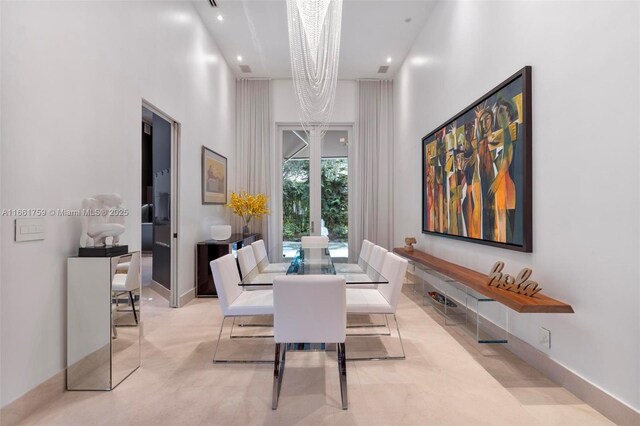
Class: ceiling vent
377,65,389,74
208,0,218,7
240,65,252,73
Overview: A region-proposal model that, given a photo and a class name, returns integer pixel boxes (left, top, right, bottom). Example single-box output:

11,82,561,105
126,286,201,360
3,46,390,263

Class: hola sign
486,262,542,297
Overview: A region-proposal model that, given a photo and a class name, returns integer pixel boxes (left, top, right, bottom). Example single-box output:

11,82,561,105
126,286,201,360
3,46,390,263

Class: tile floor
15,282,614,426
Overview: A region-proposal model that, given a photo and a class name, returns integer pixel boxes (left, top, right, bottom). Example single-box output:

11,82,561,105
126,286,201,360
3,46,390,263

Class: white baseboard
179,287,195,307
504,331,640,425
0,370,66,425
404,281,640,425
149,280,170,301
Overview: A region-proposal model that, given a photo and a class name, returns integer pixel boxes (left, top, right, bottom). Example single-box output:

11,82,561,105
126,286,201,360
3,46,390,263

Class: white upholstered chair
358,240,374,267
300,235,329,248
335,240,379,289
237,245,258,277
272,275,348,410
251,239,268,263
112,252,140,324
210,254,273,361
251,239,289,273
367,245,388,273
346,252,409,359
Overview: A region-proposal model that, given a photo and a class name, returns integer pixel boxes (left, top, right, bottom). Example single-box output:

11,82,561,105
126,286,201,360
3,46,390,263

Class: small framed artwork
202,146,227,204
422,66,532,252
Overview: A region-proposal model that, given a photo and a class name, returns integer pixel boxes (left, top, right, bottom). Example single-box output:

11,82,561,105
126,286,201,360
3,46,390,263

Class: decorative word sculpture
80,194,126,248
486,261,542,297
404,237,417,252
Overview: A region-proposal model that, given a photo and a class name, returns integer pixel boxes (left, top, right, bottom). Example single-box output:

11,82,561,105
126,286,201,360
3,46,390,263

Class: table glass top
239,248,388,286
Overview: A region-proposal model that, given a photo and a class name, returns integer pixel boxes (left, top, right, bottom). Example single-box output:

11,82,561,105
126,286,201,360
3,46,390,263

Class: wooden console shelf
394,248,574,314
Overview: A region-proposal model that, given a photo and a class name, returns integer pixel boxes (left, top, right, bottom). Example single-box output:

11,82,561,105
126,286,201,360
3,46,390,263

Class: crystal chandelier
286,0,343,134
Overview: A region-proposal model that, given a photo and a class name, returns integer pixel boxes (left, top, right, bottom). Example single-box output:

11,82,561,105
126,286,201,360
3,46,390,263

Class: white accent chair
334,239,374,274
251,239,269,263
210,254,273,361
237,245,258,277
335,240,379,290
272,275,348,410
300,235,329,248
112,252,140,325
367,245,388,273
343,244,387,291
251,239,288,273
359,240,374,267
346,252,409,359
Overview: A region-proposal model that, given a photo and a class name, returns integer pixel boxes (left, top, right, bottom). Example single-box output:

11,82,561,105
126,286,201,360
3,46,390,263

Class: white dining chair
112,252,141,325
251,239,289,273
210,254,273,362
346,252,408,359
359,240,374,266
300,235,329,248
237,245,258,277
335,240,379,289
272,275,348,410
367,245,388,273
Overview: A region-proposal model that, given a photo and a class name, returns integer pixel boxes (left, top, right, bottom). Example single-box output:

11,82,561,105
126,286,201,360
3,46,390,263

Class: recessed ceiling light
217,14,223,21
386,57,392,64
237,55,243,62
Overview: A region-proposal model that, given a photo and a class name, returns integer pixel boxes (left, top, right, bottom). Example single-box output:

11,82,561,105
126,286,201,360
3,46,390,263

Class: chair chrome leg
345,314,406,361
337,342,348,410
392,314,406,360
212,316,226,363
129,291,138,324
272,343,284,410
278,344,286,398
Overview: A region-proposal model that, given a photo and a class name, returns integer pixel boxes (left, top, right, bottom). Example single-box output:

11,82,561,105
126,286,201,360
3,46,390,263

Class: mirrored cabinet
67,252,141,390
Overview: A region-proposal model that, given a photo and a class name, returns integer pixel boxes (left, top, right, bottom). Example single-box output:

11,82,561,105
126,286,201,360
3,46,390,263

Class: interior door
151,113,172,290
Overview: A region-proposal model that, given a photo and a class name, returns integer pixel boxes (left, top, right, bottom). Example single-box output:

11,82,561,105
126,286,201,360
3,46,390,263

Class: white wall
394,1,639,411
272,79,357,124
0,1,235,406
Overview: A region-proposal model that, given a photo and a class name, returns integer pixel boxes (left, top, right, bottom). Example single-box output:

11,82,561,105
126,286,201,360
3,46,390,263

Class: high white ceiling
193,0,435,79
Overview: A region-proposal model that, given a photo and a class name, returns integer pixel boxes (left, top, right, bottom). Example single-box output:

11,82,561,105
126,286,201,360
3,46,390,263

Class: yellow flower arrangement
227,192,270,229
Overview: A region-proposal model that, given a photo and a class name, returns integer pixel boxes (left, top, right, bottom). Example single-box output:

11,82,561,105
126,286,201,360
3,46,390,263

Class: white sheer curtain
235,79,274,256
352,80,394,257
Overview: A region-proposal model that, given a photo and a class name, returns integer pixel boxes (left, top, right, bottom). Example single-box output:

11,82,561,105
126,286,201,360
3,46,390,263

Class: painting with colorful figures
422,67,532,252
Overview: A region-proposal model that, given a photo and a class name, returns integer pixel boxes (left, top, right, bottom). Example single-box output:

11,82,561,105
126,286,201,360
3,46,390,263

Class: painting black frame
421,66,532,252
201,146,227,205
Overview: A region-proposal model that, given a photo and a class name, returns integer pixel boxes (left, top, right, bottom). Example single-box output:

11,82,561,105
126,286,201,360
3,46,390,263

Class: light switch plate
15,218,45,242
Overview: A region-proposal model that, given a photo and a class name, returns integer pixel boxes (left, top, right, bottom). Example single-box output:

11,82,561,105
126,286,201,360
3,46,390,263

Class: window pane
282,130,310,259
321,131,349,260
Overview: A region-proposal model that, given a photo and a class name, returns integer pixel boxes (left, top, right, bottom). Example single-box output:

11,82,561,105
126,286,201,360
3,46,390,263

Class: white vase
210,225,232,241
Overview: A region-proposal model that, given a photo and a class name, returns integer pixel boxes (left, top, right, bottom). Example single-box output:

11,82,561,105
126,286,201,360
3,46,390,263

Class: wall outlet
538,327,551,349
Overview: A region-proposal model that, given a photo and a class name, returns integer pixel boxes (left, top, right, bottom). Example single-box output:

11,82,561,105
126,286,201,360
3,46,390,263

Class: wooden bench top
394,248,574,314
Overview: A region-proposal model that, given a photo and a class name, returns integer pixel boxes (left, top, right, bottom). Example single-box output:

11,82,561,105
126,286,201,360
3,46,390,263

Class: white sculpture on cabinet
80,193,126,248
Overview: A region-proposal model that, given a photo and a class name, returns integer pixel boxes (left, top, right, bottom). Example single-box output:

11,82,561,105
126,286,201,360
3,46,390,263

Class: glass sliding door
282,129,310,259
280,126,351,261
321,130,349,261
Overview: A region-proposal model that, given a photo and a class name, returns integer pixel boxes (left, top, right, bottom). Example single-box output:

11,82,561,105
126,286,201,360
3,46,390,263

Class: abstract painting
202,146,227,204
422,66,532,252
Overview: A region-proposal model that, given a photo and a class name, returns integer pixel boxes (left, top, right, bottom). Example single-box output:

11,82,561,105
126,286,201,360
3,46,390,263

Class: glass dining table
239,247,389,286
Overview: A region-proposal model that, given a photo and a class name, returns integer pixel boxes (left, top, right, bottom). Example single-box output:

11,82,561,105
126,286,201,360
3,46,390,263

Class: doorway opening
141,103,180,307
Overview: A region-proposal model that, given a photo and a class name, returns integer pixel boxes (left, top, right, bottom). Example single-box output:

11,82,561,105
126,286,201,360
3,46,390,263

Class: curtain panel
353,80,394,257
235,79,273,254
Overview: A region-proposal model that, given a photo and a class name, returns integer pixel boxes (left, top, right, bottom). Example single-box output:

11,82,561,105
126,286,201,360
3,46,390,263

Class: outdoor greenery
282,158,348,242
